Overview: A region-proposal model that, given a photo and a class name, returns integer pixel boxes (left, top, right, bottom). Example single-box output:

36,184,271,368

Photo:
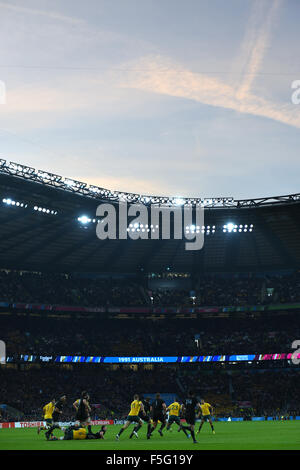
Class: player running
147,393,167,439
197,399,215,434
37,398,55,434
115,394,144,440
179,390,201,444
73,391,93,433
166,399,190,438
130,396,152,439
45,395,67,440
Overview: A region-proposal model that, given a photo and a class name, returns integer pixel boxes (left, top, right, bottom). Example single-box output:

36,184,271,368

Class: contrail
236,0,282,99
121,54,300,130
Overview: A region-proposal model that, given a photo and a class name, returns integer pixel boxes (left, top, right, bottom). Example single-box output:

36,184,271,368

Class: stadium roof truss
1,159,300,209
0,159,300,273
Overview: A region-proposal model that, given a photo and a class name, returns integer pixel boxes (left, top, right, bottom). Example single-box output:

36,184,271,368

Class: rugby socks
178,424,189,437
179,424,195,440
130,423,142,437
46,424,60,435
198,422,214,433
180,424,191,432
149,425,155,434
134,423,142,433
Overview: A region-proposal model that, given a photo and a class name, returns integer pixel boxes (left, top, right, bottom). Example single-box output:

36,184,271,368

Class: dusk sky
0,0,299,199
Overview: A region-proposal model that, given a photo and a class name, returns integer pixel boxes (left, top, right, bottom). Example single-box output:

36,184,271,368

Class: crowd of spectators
0,270,300,308
178,368,300,418
150,272,300,306
0,271,144,307
0,366,299,421
1,315,299,357
1,269,300,423
151,278,263,306
230,369,300,417
0,366,179,421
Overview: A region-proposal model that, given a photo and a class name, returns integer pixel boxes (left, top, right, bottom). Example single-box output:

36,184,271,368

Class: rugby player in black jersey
73,391,93,433
147,393,167,439
179,390,201,444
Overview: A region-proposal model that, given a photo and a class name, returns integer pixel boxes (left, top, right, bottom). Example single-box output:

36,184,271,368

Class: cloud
0,0,297,134
2,49,299,133
119,54,300,130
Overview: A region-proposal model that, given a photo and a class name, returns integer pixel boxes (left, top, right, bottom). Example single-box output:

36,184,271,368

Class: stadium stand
1,161,300,425
0,366,299,421
1,313,300,356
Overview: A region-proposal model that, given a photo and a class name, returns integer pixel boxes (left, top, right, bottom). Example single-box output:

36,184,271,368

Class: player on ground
179,390,201,444
147,393,167,439
115,394,144,440
49,424,107,441
197,399,215,434
73,391,93,433
130,396,152,439
37,398,55,434
166,399,190,437
45,395,67,440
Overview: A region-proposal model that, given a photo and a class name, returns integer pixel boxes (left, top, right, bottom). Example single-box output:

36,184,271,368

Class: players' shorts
63,428,74,440
52,414,60,425
185,414,196,425
168,415,181,425
86,433,98,440
201,414,212,422
152,413,166,424
45,419,53,426
126,415,141,424
78,416,91,426
139,413,150,423
76,412,89,421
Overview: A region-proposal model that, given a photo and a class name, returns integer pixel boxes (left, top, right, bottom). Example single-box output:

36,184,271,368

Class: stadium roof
0,160,300,274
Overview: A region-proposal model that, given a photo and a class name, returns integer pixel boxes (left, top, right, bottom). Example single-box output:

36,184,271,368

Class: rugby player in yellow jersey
166,400,190,438
115,394,144,440
197,399,215,434
37,398,55,435
45,395,67,440
49,423,107,441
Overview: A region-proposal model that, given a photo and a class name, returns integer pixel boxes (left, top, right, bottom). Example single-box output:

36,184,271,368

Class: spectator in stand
0,366,299,421
0,269,300,308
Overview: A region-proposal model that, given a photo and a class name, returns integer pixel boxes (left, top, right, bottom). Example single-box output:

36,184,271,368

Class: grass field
0,421,299,450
